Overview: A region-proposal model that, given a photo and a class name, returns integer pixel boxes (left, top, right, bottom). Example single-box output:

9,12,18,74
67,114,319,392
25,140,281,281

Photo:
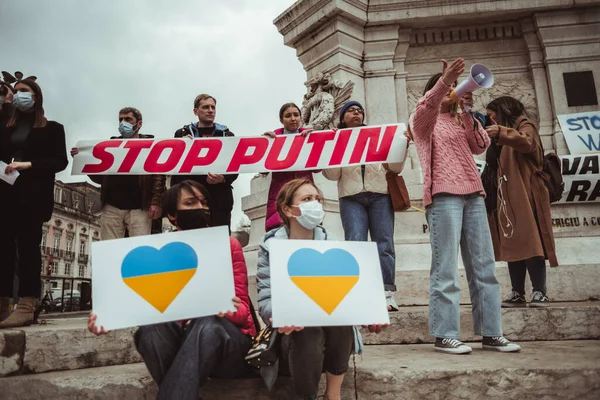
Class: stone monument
242,0,600,304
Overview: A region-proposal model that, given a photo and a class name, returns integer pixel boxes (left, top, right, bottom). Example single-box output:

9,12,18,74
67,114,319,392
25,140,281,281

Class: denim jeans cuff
384,284,396,291
479,333,503,338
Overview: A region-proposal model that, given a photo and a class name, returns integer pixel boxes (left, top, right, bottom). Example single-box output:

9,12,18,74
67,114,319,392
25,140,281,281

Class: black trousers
211,210,232,233
0,214,43,298
288,326,354,400
508,256,547,295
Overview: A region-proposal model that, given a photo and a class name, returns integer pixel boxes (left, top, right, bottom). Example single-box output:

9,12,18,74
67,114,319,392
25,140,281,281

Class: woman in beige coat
323,101,406,311
484,96,558,308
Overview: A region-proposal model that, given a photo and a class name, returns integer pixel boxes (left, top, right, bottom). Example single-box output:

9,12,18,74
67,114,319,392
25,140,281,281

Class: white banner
91,226,235,330
270,239,390,327
71,124,407,175
557,111,600,155
558,154,600,203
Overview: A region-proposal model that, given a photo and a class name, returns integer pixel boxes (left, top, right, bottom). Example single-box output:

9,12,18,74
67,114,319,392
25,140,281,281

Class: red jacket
226,236,257,337
265,127,318,232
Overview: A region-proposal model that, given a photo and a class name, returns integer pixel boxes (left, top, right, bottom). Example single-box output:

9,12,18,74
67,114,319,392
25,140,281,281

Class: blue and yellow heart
121,242,198,313
288,248,360,315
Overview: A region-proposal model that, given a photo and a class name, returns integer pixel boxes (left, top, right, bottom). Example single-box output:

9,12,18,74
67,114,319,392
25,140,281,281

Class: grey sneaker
385,290,398,311
501,291,526,308
530,291,549,307
482,336,521,352
434,338,472,354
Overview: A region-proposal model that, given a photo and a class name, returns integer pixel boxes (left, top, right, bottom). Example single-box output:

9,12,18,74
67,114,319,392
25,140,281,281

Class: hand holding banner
71,124,407,175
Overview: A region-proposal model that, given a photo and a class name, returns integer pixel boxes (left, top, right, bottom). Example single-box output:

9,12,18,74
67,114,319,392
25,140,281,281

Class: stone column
521,17,556,150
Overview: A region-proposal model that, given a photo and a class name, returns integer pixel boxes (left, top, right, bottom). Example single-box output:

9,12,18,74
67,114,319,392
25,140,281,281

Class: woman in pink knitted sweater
411,58,520,355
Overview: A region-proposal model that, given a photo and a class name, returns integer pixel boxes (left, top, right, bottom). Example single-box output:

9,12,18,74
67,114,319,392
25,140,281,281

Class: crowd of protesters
0,57,562,398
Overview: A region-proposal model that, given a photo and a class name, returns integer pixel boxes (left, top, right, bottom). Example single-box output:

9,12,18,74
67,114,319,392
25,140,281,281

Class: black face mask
175,209,211,230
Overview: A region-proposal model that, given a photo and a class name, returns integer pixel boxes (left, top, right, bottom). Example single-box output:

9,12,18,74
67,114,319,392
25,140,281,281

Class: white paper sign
0,161,19,185
557,111,600,154
70,124,407,175
558,154,600,203
92,226,235,330
270,240,390,327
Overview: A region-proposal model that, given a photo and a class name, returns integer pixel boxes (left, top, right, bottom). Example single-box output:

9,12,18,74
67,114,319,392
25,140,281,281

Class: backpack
541,152,564,203
522,119,564,203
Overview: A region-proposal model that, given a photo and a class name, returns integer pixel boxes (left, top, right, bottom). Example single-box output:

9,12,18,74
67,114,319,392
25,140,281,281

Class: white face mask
292,200,325,230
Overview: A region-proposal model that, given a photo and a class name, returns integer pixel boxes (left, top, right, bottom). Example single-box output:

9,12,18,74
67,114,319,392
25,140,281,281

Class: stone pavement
1,341,599,400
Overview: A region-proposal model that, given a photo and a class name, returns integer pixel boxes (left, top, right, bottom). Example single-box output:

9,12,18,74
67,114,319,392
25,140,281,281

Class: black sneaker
434,338,472,354
501,291,526,308
482,336,521,352
530,291,549,307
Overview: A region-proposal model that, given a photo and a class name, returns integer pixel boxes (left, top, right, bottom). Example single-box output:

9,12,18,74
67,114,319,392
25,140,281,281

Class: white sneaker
385,290,398,311
434,338,472,354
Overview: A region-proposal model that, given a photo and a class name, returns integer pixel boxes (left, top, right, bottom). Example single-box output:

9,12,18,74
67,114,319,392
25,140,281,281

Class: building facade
39,181,101,297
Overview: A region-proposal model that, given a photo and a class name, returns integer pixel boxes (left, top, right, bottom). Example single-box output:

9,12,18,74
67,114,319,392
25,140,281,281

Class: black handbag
245,325,281,368
244,301,281,368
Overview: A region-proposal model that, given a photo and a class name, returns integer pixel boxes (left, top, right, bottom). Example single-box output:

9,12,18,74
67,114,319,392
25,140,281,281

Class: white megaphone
450,64,494,112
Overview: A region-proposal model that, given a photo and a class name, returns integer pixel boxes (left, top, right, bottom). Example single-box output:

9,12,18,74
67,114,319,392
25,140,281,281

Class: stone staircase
2,297,600,399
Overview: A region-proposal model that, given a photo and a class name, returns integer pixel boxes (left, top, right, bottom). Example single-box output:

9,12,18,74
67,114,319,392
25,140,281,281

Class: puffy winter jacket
227,236,257,337
265,127,318,232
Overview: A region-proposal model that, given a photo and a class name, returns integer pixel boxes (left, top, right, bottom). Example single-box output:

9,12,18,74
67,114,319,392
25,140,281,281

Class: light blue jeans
426,193,503,339
339,192,396,291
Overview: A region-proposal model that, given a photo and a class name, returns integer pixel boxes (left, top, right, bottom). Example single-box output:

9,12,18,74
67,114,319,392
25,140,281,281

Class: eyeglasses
346,107,364,114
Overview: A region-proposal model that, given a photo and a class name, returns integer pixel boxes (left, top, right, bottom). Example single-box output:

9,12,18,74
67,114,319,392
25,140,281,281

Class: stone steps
361,301,600,345
1,341,599,400
246,263,600,307
2,302,598,377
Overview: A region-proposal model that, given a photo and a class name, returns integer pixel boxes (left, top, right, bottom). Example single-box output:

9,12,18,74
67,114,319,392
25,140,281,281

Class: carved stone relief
301,72,354,130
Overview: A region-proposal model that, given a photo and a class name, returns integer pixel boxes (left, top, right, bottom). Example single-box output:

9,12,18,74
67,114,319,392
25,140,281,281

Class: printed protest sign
91,226,235,330
71,124,407,175
557,111,600,154
270,240,390,327
558,154,600,203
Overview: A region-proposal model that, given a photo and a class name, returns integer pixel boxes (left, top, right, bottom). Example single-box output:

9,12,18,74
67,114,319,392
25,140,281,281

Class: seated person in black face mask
87,180,256,400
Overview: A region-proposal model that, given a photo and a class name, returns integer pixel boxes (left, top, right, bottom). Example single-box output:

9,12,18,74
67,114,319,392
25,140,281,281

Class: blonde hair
276,178,323,227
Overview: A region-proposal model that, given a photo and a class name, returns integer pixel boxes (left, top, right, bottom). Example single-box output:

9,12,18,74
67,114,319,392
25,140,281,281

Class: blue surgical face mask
13,92,34,111
118,121,136,138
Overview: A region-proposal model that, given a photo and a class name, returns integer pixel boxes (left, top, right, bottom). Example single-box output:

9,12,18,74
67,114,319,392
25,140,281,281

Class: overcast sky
0,0,306,228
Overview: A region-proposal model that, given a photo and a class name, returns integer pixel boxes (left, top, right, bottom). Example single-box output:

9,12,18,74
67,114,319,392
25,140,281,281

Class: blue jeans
426,193,503,339
134,316,251,400
339,192,396,291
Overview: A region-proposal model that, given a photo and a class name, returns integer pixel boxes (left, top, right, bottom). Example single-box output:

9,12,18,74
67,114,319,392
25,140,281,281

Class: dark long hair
7,79,47,128
423,72,461,125
486,96,527,129
279,102,301,120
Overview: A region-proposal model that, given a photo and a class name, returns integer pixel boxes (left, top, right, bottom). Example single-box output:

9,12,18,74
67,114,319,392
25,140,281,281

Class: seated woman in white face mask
256,178,384,400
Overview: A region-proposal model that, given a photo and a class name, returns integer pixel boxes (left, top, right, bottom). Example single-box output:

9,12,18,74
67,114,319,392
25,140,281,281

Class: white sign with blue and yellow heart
270,240,390,327
91,226,235,330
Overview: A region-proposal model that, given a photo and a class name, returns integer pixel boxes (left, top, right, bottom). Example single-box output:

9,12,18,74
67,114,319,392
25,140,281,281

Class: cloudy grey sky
0,0,306,228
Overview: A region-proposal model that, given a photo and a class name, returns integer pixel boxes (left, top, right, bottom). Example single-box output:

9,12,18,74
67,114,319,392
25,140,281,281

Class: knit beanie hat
339,101,364,125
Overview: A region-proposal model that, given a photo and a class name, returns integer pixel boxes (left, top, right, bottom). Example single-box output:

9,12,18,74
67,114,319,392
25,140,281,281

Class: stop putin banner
270,240,390,327
91,226,235,330
71,124,407,176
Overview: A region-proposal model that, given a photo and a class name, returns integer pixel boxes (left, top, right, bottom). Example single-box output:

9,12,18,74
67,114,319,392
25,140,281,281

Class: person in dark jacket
0,80,14,123
0,78,68,328
71,107,165,240
171,94,237,230
263,102,315,232
88,180,256,400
